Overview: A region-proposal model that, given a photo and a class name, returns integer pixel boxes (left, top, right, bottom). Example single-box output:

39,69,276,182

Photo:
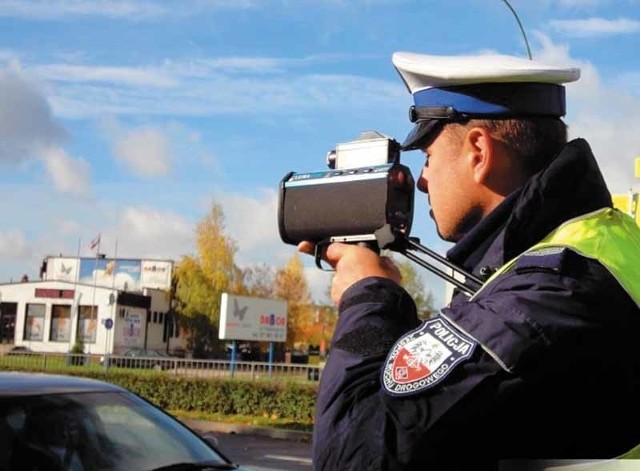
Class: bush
0,365,317,422
68,338,86,366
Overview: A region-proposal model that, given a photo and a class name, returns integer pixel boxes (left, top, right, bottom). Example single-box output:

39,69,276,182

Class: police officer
302,52,640,470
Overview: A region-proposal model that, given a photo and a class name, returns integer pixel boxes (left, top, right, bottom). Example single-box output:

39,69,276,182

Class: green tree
196,203,242,294
173,202,243,357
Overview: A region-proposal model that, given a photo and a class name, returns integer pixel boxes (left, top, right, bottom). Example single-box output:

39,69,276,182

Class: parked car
0,371,252,470
101,348,174,370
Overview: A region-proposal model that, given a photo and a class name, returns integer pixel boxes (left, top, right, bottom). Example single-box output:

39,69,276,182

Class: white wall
0,281,187,355
0,281,113,354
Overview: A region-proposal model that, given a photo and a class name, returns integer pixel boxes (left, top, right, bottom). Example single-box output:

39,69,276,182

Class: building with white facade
0,255,186,356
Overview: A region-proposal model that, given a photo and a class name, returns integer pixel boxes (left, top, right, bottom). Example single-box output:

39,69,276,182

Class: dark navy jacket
313,139,640,470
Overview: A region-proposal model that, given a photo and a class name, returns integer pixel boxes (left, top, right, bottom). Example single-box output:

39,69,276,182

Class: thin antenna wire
501,0,532,60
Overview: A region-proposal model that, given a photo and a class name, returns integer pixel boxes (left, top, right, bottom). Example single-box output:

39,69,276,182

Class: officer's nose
417,168,428,194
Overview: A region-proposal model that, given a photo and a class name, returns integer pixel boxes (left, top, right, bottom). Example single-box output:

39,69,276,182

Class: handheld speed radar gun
278,131,415,256
277,130,482,296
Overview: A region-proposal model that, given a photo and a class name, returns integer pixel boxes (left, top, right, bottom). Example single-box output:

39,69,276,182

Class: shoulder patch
381,317,477,397
515,246,568,274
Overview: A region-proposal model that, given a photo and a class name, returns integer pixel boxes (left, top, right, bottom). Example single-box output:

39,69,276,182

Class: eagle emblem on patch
382,317,477,396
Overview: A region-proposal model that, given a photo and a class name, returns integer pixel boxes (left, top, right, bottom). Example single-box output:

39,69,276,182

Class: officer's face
417,126,479,242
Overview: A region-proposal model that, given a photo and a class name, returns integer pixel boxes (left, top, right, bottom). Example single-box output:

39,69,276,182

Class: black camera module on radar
277,130,482,296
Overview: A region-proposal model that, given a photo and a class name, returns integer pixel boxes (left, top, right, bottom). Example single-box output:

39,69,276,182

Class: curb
180,418,313,443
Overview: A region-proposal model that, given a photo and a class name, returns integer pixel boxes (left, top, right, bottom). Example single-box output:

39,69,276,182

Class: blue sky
0,0,639,307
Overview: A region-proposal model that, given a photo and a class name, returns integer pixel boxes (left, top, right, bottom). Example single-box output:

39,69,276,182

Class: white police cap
392,52,581,150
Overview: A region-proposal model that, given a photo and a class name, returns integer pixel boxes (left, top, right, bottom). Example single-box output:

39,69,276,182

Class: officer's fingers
297,241,316,256
324,242,352,266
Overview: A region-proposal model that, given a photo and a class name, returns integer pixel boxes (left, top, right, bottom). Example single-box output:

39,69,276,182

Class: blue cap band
413,82,566,117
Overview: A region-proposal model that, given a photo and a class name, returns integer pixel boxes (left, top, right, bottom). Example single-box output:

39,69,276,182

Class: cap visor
401,119,442,151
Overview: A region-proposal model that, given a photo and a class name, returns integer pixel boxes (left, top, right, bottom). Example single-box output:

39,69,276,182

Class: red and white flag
89,234,101,250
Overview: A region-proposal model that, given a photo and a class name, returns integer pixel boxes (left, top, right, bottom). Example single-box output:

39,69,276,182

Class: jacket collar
447,138,612,278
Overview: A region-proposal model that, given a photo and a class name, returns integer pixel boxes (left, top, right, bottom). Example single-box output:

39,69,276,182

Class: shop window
0,302,17,343
50,304,71,342
24,303,45,341
78,305,98,344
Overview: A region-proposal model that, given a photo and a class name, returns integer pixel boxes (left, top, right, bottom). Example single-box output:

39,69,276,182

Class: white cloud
556,0,605,7
0,66,96,196
113,127,173,177
534,33,640,193
0,0,168,20
0,231,29,259
29,56,401,119
39,146,92,196
116,207,194,259
201,189,334,302
0,49,19,63
0,67,66,163
550,17,640,37
161,54,358,76
615,71,640,96
303,266,333,305
215,189,284,262
34,64,176,88
220,191,278,247
0,0,393,21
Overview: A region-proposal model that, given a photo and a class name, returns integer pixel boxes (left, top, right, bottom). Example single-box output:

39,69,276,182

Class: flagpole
105,238,118,358
111,238,118,291
72,237,81,353
75,237,81,283
89,235,101,356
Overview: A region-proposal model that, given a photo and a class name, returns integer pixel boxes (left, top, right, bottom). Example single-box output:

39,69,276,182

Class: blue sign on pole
104,318,114,330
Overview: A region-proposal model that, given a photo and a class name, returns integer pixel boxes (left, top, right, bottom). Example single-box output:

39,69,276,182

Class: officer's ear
462,127,495,185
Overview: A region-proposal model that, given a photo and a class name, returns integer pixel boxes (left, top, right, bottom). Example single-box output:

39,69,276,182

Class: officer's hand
298,241,401,305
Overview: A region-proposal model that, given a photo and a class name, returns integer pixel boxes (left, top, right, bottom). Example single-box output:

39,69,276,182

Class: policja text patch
382,317,477,396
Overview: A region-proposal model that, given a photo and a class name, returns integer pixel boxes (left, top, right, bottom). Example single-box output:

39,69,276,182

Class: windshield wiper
151,460,238,471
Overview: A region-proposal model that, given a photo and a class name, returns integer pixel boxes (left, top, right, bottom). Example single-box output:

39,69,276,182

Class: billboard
48,257,79,283
122,311,143,346
78,258,142,291
141,260,173,290
219,294,287,342
45,256,173,291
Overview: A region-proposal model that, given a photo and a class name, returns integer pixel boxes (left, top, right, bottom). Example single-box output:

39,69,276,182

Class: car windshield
0,390,228,470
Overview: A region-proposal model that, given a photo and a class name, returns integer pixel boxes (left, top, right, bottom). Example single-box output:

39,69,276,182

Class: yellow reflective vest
474,207,640,307
474,207,640,461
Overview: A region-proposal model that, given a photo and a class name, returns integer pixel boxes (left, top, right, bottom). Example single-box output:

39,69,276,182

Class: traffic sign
104,318,114,330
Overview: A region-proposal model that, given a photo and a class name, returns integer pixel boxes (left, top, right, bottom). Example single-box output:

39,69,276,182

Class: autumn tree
394,257,437,320
240,263,275,298
173,202,243,357
306,303,337,356
274,254,314,350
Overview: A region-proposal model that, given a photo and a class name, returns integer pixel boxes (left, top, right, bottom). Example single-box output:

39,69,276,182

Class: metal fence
0,351,322,382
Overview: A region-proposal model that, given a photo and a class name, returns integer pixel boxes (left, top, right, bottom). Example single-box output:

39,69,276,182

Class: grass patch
172,409,313,433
